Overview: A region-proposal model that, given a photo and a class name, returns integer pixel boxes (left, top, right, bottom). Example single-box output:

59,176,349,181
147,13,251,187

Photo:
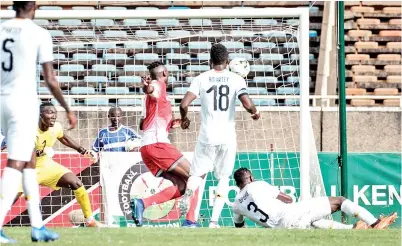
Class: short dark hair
210,43,228,66
40,102,54,112
147,61,165,79
13,1,34,12
233,167,252,186
108,106,122,114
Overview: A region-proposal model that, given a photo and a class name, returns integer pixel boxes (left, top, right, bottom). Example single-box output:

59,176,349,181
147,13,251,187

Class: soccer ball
68,209,85,226
125,138,141,152
229,58,251,78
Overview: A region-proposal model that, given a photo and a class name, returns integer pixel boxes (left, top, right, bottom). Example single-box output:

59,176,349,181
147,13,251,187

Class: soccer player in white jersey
232,167,397,229
179,43,260,228
0,1,76,243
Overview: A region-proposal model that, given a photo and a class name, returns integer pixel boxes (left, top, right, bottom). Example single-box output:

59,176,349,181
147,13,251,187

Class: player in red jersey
130,61,201,227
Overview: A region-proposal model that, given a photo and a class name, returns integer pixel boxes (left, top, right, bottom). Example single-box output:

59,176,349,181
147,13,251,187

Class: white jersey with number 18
188,69,248,145
0,19,53,98
232,181,286,228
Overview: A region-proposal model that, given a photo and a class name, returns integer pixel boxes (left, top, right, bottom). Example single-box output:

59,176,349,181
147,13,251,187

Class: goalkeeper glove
78,147,98,164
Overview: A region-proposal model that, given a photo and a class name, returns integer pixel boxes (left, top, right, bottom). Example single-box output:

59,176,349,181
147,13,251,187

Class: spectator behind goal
92,107,141,152
0,131,6,151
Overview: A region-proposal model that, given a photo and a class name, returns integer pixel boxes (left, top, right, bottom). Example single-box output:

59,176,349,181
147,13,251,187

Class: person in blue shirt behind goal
93,107,141,152
1,131,6,151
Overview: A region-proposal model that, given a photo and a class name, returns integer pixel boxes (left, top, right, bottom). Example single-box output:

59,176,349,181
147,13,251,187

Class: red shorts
140,142,184,177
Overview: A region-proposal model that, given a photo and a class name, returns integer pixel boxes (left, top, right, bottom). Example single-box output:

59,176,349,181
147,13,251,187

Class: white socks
22,169,43,229
210,177,229,222
193,176,206,222
341,199,377,226
312,219,354,229
0,167,22,231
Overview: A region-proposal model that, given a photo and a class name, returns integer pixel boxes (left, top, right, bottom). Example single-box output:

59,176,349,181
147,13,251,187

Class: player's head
234,167,254,189
108,106,123,128
40,102,57,128
147,61,168,84
210,43,229,69
13,1,36,19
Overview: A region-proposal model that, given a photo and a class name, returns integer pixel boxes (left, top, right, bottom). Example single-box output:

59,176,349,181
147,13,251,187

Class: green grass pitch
5,228,401,246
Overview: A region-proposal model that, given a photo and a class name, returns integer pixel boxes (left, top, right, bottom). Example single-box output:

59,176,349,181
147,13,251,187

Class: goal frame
1,8,311,200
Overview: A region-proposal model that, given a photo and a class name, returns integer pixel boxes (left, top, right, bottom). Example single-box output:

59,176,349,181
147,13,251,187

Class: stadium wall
52,111,401,153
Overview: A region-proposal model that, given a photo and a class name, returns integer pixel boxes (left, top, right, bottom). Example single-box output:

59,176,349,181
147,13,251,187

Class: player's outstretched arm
239,94,260,120
58,133,98,163
179,91,197,129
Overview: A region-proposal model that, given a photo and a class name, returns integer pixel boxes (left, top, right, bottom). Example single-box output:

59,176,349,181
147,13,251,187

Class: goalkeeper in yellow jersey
12,102,103,227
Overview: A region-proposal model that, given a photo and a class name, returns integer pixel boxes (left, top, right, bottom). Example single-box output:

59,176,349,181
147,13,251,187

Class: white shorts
1,95,38,162
280,197,331,229
190,141,236,179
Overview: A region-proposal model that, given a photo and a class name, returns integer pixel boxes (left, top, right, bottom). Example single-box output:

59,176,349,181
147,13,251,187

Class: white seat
189,19,212,26
124,41,148,49
33,19,49,26
91,19,114,26
123,65,148,72
222,19,245,25
60,64,85,72
104,6,127,10
260,54,284,60
229,53,252,60
134,53,159,60
123,19,147,26
84,76,108,83
72,30,95,37
221,41,244,49
92,64,117,72
49,30,64,37
72,6,95,10
252,42,276,49
156,19,179,27
230,30,255,37
135,30,159,38
165,65,180,72
53,53,66,60
281,65,299,72
58,19,82,26
156,42,181,49
250,65,274,72
254,19,278,25
60,42,85,49
166,53,191,60
186,65,209,72
135,7,159,10
283,42,299,49
103,31,127,37
103,53,128,60
197,53,210,60
56,76,74,83
188,42,211,50
39,6,62,10
167,30,190,38
92,42,117,49
199,30,223,37
72,53,97,60
118,76,142,83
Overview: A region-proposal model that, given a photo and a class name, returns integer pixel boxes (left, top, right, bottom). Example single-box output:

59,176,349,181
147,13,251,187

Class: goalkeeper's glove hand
78,147,98,164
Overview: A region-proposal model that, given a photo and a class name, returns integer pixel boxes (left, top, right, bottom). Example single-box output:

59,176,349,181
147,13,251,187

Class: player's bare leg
328,196,397,229
56,173,103,227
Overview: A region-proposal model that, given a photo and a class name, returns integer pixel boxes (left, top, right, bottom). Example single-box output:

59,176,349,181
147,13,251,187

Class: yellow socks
73,186,93,219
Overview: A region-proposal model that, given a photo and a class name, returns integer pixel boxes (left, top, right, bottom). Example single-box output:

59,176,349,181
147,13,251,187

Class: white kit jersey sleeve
188,76,200,96
38,30,54,64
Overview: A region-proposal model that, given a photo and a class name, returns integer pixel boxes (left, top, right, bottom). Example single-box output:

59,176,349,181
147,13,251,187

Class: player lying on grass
232,167,397,229
10,102,103,227
130,61,201,228
93,106,141,152
179,43,260,228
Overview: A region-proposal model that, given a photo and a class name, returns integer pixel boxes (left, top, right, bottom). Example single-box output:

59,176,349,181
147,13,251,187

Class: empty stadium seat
72,53,97,60
188,42,211,50
70,87,96,95
39,6,62,10
135,30,159,38
290,54,314,60
252,42,276,49
185,77,194,83
276,87,300,95
49,30,64,37
189,19,212,26
281,65,299,72
135,7,158,10
250,65,274,72
123,19,147,26
60,42,85,49
103,53,128,60
124,41,148,49
118,99,142,106
38,87,51,94
105,87,129,95
186,65,210,72
253,77,278,83
229,53,252,60
91,19,114,26
254,19,278,25
230,31,255,37
84,76,108,83
167,30,191,38
72,30,95,37
33,19,49,26
254,99,276,106
92,64,117,72
118,76,142,83
221,41,244,49
165,65,180,72
172,87,188,95
104,6,127,10
84,98,109,106
262,31,287,38
222,19,245,25
58,19,81,26
124,65,148,72
104,31,127,37
248,87,268,95
287,77,300,83
166,53,191,60
60,64,85,72
156,41,181,49
191,99,201,106
197,53,210,60
72,6,95,10
92,42,117,49
260,54,284,60
168,6,190,10
284,99,300,106
53,53,66,60
283,42,299,49
286,19,300,25
157,19,180,27
309,30,318,38
134,53,159,61
56,76,74,83
199,31,223,37
168,77,177,83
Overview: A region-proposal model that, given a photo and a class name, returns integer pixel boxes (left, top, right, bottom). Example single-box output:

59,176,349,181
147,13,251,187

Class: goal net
2,8,326,227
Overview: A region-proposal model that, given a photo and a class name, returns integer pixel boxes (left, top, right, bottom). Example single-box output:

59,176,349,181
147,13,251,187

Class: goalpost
1,8,326,227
